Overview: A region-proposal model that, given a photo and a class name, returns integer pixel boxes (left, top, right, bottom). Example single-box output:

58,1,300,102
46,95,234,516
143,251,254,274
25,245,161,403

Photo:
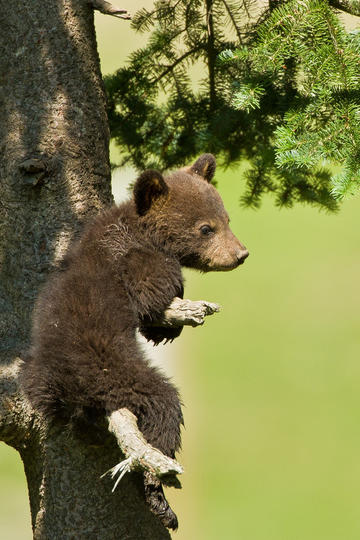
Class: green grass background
1,3,359,538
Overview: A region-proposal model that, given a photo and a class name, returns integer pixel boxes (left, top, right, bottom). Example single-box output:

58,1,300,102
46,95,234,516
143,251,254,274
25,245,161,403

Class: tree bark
0,1,171,537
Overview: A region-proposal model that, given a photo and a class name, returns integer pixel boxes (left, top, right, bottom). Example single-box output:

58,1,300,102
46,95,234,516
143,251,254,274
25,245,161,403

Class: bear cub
21,154,248,530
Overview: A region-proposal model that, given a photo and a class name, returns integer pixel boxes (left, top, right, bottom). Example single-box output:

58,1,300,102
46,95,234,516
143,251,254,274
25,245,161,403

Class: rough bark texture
0,1,172,537
0,0,113,351
1,360,170,539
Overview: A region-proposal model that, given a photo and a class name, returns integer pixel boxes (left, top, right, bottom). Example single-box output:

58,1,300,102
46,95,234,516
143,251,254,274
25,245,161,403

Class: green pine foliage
105,0,360,210
105,0,254,169
222,0,360,203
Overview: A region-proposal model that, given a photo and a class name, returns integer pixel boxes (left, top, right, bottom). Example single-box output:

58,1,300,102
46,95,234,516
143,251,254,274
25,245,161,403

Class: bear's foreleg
139,297,220,344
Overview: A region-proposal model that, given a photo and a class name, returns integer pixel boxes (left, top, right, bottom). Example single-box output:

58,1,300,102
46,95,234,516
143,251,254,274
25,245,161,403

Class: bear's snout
200,229,249,271
236,248,249,265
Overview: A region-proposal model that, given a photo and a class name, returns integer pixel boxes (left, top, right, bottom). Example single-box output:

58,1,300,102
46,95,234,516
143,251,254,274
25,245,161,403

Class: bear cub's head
133,154,249,272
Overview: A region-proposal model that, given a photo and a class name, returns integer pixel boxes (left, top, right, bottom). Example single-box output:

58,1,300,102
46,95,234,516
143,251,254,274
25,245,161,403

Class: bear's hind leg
143,471,178,530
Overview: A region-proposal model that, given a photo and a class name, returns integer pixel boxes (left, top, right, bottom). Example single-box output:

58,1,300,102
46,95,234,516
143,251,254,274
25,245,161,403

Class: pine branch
105,0,360,209
220,0,244,43
153,45,204,84
206,0,217,111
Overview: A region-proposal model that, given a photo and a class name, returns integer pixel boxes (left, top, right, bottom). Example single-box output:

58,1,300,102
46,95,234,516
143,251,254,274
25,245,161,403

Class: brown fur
20,154,248,529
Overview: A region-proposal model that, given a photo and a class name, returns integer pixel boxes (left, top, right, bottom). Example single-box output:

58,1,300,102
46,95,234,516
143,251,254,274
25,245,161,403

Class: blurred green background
1,2,359,538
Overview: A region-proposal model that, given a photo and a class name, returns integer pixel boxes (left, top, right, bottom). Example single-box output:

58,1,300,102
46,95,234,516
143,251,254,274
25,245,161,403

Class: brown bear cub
21,154,248,530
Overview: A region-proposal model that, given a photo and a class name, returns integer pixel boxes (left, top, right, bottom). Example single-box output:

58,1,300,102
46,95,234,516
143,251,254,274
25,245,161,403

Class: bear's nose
236,249,249,265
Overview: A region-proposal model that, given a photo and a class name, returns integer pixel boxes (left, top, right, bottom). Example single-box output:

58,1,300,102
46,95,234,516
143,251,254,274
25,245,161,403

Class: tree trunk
0,1,170,537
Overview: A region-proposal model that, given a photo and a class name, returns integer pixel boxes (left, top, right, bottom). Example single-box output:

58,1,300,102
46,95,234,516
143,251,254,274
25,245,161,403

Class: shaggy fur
21,154,248,529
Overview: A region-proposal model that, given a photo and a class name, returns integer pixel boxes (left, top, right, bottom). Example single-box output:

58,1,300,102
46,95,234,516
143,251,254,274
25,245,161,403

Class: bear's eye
200,224,214,236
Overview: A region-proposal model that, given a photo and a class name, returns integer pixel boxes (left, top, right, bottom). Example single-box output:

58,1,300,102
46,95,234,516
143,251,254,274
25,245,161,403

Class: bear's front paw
139,324,183,345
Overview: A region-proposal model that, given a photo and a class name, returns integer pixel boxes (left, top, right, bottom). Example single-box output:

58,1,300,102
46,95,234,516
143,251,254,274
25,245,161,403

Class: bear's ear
190,154,216,182
133,170,169,215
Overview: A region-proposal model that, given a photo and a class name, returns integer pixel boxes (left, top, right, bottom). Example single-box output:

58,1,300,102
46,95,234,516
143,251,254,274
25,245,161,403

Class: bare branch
103,409,183,490
90,0,131,19
152,297,221,328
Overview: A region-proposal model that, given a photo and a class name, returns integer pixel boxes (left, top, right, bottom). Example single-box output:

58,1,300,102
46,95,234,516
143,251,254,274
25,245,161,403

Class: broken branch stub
104,409,183,490
91,0,131,19
153,297,221,328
